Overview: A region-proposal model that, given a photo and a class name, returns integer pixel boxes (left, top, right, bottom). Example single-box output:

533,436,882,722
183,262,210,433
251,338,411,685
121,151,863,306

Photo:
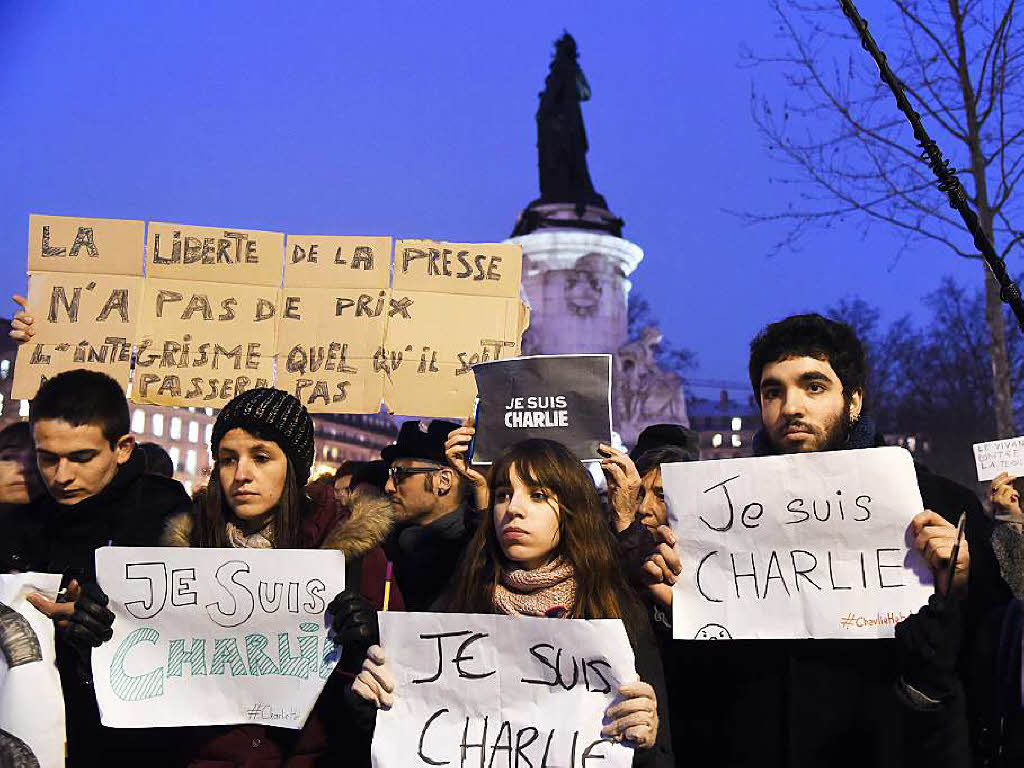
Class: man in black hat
380,419,473,610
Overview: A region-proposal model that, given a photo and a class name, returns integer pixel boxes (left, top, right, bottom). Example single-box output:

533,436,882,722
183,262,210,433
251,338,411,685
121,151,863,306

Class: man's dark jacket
7,447,191,767
382,505,473,611
658,422,1005,768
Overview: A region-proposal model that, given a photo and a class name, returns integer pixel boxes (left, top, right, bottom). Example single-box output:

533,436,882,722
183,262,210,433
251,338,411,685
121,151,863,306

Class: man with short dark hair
15,369,191,766
650,314,1005,767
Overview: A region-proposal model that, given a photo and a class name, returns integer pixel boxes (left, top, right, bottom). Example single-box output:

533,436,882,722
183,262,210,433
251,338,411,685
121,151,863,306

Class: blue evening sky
0,1,986,389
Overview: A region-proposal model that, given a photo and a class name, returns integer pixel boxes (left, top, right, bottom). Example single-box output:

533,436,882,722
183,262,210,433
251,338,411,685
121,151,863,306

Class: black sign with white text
471,354,612,463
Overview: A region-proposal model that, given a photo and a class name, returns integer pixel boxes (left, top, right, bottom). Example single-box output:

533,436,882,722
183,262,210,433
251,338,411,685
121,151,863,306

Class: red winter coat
159,491,399,767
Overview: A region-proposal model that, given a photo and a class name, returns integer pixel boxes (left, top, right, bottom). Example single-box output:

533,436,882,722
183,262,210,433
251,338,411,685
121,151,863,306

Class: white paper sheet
92,546,344,728
973,436,1024,481
372,612,638,768
0,572,65,768
664,446,934,640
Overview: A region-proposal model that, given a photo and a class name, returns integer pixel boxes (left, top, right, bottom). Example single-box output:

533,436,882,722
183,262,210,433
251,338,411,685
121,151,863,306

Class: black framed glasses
388,464,443,484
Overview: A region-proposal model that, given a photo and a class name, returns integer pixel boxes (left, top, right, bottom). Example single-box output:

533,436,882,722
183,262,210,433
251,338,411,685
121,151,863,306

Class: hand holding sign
9,295,33,343
643,526,681,609
444,415,489,510
599,443,641,533
910,510,970,595
352,644,395,709
990,472,1021,516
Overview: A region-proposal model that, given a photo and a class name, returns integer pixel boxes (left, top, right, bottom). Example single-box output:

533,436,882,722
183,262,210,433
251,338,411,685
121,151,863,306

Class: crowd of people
1,308,1022,767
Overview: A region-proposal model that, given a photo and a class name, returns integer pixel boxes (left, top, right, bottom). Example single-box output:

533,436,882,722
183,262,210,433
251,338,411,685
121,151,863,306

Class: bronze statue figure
536,33,608,213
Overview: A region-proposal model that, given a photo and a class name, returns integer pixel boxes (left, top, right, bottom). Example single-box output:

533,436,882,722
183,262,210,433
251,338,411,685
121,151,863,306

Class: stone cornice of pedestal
506,230,644,278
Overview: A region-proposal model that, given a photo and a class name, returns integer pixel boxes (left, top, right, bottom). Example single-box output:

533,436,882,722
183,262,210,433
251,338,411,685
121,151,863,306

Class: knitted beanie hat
211,388,315,486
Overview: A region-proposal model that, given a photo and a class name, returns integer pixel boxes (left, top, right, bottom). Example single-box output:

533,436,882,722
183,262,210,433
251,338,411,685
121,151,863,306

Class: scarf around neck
492,557,577,618
225,519,275,549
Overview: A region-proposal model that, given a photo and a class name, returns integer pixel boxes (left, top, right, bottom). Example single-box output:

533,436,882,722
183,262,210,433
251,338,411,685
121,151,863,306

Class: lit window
186,450,197,474
170,417,181,440
0,360,10,379
131,409,145,433
731,434,742,448
169,446,180,468
152,413,164,437
906,436,917,452
188,421,199,443
204,424,213,445
731,417,742,431
712,433,723,448
205,408,213,417
19,400,29,418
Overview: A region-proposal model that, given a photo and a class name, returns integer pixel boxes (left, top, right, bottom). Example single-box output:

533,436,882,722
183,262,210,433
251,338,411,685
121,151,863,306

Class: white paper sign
372,612,637,768
973,436,1024,481
0,572,65,768
93,547,345,729
664,447,934,640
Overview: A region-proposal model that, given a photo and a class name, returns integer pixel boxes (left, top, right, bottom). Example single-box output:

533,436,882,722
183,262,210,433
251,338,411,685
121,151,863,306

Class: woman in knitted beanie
352,438,675,767
157,387,396,766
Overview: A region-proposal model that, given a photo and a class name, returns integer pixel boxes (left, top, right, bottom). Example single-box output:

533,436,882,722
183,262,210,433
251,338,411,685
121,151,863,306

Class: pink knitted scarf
492,557,577,618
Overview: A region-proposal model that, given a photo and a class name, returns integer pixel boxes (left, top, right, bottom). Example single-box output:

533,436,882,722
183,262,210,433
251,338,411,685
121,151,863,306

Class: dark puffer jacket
8,447,193,768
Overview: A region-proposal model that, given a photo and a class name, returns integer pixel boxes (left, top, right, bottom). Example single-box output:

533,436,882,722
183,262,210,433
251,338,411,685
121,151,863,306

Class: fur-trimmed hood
321,493,394,558
160,492,395,557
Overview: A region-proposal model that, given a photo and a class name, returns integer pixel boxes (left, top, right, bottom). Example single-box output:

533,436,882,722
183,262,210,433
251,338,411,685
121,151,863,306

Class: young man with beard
647,314,1004,768
14,369,192,766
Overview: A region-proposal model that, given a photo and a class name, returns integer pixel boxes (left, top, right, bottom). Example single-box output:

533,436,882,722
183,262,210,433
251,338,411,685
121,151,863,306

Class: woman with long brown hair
352,438,674,766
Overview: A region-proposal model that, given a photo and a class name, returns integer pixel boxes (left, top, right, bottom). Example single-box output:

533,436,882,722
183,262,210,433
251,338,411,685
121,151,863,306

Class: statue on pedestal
536,33,607,212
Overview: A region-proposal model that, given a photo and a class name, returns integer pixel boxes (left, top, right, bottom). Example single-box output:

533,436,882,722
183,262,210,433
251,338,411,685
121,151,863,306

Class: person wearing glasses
379,420,476,611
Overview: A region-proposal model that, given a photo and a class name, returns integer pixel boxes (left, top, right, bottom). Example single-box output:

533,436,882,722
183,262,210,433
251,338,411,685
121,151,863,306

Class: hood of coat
160,492,395,558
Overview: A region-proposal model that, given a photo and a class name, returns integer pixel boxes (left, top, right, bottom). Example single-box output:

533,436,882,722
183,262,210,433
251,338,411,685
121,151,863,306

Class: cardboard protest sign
14,215,146,400
392,240,522,297
373,612,637,768
93,547,344,729
12,272,144,399
27,214,145,276
663,447,933,640
275,287,385,413
385,240,528,418
471,354,613,463
133,279,279,407
383,291,528,419
146,222,284,287
274,235,391,413
283,235,391,289
0,573,65,768
973,436,1024,481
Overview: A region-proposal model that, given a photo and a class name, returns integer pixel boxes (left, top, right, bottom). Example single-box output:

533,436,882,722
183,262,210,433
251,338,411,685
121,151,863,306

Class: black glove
58,580,115,650
894,592,963,701
327,591,379,673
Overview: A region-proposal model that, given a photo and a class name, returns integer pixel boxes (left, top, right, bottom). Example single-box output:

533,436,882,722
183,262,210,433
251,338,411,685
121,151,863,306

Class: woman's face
638,467,668,532
493,463,561,570
217,428,288,522
0,440,42,505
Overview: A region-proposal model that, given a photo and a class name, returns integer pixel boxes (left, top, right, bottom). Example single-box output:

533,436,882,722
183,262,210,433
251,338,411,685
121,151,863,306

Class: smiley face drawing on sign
694,623,732,640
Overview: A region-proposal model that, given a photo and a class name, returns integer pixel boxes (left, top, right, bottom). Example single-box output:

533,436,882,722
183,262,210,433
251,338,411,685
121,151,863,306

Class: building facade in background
686,389,759,460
